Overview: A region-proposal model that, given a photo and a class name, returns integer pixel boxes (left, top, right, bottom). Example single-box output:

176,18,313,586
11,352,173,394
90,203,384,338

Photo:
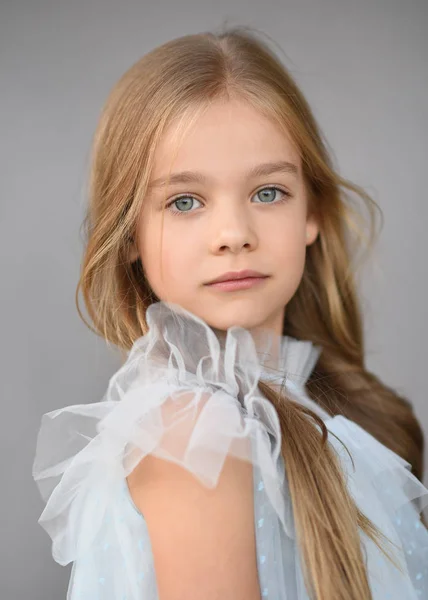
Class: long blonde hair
76,27,425,599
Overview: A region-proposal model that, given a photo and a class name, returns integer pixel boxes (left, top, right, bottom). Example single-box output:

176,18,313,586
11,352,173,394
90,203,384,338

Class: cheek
266,223,307,288
139,223,197,291
268,220,306,261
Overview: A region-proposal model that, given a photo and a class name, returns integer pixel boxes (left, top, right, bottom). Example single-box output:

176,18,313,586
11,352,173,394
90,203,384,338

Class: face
130,98,318,337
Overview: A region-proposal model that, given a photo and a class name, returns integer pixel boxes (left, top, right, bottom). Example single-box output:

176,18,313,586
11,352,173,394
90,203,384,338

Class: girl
33,27,428,599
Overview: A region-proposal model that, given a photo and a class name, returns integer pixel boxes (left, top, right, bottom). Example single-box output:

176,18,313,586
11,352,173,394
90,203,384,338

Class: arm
126,393,262,600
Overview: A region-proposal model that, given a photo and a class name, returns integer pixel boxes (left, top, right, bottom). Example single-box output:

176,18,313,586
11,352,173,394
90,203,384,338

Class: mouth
205,270,268,285
204,270,270,292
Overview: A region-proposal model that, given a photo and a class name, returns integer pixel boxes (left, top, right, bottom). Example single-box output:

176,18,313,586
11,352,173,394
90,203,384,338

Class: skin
129,97,319,342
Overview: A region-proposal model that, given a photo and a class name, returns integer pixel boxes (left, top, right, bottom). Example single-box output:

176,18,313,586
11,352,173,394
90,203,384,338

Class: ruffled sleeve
32,300,428,600
32,301,308,599
325,415,428,598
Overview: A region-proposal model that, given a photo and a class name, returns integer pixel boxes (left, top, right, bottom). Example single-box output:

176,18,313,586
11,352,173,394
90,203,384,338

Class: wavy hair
76,27,425,599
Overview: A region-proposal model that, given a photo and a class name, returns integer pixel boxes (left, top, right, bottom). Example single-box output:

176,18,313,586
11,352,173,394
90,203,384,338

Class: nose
208,202,258,255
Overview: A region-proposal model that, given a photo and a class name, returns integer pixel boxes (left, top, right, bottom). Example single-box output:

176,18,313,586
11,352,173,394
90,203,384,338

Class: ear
305,213,319,246
128,239,140,263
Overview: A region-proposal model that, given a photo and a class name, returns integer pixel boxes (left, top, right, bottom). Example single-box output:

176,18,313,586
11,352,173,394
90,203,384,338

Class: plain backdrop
1,0,427,597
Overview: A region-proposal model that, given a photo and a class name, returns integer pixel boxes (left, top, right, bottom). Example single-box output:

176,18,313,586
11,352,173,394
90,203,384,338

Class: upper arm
126,439,261,599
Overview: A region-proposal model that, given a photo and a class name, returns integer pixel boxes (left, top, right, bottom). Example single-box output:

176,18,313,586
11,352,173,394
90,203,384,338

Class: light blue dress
32,301,428,599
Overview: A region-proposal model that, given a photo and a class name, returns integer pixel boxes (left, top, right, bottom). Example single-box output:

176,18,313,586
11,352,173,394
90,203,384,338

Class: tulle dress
32,301,428,599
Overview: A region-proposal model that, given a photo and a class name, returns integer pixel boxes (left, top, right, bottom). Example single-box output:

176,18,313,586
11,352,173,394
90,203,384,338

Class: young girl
32,27,428,600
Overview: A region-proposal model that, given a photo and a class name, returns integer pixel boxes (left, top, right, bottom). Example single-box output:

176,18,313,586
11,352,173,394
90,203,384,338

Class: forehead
149,98,301,183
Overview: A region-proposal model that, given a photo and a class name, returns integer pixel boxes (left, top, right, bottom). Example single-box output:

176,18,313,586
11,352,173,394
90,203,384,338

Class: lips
205,270,268,284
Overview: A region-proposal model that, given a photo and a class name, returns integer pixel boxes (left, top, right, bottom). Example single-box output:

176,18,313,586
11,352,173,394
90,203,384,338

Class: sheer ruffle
32,301,428,599
326,416,428,597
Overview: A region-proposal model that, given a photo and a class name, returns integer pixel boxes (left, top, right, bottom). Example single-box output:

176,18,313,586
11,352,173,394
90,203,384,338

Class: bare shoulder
127,450,261,599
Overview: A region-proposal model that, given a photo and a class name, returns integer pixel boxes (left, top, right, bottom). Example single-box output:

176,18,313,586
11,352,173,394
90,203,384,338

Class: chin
166,293,283,334
199,305,272,334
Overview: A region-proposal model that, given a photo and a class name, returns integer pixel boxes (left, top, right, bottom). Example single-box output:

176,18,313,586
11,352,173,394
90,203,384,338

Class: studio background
1,0,427,597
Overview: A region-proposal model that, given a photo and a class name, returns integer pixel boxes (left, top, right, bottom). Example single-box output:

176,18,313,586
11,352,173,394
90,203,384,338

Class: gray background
1,0,427,597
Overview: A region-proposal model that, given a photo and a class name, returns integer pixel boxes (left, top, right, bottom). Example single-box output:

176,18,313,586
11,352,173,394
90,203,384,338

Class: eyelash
165,186,291,215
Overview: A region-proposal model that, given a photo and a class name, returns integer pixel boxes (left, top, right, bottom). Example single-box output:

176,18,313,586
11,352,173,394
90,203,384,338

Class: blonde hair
76,27,425,599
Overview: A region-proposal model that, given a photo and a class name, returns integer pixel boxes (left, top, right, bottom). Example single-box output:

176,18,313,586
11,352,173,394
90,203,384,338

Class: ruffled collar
139,301,329,420
256,333,321,389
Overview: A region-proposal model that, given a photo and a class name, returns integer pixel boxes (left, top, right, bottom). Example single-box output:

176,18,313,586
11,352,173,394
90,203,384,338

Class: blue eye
253,186,289,203
167,196,202,214
166,186,290,215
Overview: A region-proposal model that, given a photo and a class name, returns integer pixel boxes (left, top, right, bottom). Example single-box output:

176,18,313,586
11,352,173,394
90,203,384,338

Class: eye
165,195,203,214
165,185,291,215
252,186,290,204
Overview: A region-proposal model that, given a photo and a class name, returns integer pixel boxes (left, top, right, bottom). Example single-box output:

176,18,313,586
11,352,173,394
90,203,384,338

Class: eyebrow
147,160,299,190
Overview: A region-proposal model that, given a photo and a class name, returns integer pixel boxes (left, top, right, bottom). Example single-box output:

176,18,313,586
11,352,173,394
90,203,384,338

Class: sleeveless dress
32,301,428,599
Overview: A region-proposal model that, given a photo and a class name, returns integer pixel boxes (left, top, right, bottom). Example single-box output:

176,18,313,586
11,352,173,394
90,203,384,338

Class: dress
32,301,428,599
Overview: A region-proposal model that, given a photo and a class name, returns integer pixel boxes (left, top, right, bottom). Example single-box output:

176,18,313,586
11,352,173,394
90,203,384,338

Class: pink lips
204,270,269,292
206,269,267,284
